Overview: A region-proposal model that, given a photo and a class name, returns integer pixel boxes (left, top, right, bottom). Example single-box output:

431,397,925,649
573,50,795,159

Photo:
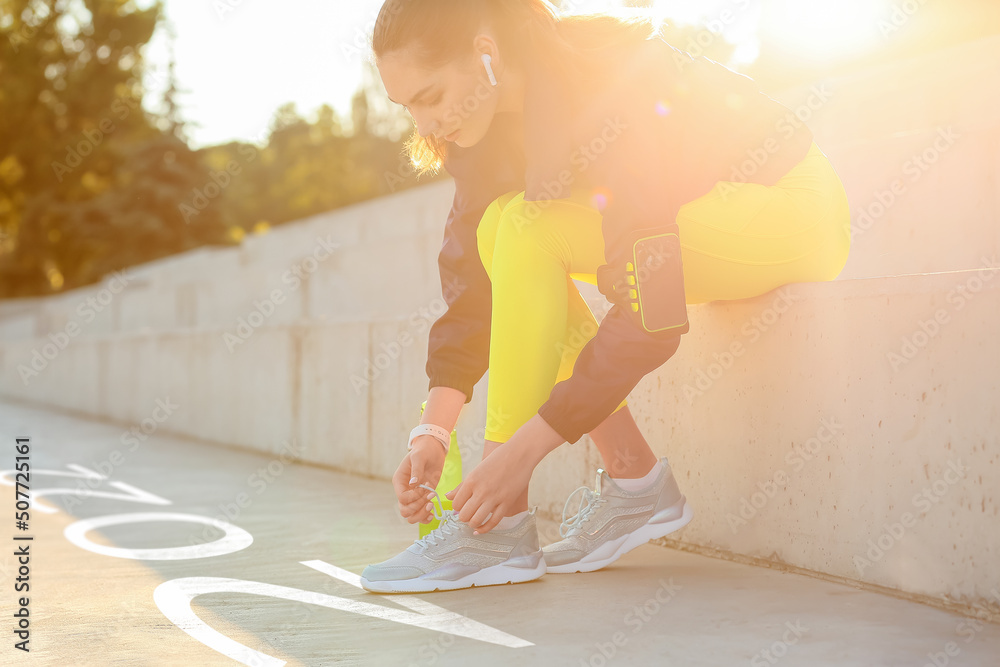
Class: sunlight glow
759,0,892,62
649,0,762,67
139,0,897,148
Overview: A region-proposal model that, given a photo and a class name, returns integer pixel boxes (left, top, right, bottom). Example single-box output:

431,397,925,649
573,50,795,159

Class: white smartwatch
408,423,450,455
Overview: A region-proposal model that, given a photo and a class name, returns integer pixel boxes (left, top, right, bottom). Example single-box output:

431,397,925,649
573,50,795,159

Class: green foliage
187,75,443,240
0,0,232,296
0,5,432,298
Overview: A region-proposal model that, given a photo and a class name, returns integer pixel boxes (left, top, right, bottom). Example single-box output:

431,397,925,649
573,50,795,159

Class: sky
139,0,888,149
137,0,766,148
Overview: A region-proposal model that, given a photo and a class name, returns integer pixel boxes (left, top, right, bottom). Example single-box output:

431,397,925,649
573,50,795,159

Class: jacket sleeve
424,169,497,404
537,301,683,445
526,47,691,445
534,185,688,445
527,40,802,445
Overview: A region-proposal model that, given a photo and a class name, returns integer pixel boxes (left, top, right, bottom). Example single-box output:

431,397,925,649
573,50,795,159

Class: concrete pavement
2,397,998,666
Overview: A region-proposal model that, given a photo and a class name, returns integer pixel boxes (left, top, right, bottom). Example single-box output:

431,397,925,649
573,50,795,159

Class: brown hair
372,0,665,176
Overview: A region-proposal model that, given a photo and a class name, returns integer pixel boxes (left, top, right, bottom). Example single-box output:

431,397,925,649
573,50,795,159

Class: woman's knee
496,195,539,237
494,195,571,252
477,190,524,273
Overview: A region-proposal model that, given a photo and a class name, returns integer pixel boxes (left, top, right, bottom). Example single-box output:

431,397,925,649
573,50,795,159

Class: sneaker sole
360,550,547,594
545,498,694,574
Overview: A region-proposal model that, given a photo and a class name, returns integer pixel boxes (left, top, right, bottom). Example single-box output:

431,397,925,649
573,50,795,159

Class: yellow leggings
476,141,851,442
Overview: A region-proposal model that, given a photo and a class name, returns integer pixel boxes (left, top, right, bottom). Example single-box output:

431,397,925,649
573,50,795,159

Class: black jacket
425,35,814,444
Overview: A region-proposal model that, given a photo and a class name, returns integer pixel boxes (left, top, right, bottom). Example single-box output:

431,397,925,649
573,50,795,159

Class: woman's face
378,41,501,149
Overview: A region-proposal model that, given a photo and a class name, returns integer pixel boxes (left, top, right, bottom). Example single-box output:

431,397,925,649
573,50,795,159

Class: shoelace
412,484,463,550
559,485,607,538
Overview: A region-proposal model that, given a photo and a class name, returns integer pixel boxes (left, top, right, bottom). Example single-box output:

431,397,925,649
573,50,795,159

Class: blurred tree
159,22,186,142
200,62,443,236
0,7,478,300
0,0,230,298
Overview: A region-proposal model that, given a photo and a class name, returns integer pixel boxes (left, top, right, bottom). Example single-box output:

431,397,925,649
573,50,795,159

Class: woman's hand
445,438,537,535
392,436,446,524
445,413,566,534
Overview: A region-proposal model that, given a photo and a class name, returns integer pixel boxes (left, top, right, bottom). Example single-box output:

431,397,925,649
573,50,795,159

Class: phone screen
632,232,688,333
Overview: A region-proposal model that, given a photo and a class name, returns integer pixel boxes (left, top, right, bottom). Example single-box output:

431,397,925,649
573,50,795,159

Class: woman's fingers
391,460,413,501
399,492,432,514
467,502,496,533
450,480,474,515
399,485,433,506
401,496,435,519
399,484,440,520
406,509,431,524
397,477,435,506
400,502,432,522
473,506,506,535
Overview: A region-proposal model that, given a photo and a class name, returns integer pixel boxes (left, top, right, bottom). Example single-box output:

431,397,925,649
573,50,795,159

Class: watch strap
408,423,450,454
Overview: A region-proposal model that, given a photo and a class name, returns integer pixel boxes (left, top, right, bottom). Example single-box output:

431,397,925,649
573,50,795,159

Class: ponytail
372,0,664,176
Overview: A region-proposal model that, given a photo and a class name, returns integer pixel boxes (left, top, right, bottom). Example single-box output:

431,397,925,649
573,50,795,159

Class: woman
360,0,850,593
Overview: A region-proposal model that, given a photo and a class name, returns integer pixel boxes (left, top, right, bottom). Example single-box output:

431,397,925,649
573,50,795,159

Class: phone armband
623,230,688,333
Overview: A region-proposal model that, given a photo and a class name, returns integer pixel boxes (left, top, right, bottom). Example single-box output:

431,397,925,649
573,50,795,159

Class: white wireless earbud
481,53,497,86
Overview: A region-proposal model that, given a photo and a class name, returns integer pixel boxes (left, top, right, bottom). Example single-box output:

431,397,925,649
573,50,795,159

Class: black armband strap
596,226,689,334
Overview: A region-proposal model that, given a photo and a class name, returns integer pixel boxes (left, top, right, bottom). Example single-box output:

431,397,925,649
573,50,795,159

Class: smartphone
626,230,688,333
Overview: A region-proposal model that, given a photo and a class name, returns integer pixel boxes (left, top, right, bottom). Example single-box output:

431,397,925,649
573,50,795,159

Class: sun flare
758,0,892,61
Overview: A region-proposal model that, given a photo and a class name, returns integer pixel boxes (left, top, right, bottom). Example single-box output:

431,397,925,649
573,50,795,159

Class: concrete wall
776,34,1000,280
1,35,999,618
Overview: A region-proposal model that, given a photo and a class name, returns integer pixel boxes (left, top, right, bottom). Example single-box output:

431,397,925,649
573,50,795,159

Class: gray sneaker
542,456,693,573
360,486,546,593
